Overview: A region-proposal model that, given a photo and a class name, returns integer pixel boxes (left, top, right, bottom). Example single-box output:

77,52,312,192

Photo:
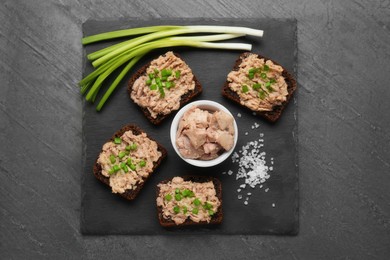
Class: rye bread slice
222,52,297,123
93,124,167,201
127,52,202,125
156,176,223,227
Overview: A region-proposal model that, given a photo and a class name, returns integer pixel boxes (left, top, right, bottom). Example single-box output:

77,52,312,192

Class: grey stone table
1,0,389,259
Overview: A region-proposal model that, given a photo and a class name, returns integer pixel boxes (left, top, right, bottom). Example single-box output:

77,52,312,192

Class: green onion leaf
249,68,257,74
270,78,276,83
139,160,146,167
261,72,267,79
165,81,172,89
126,158,132,166
192,208,199,214
108,168,115,175
175,194,182,201
252,83,261,91
109,155,116,164
113,165,120,172
129,164,136,171
148,73,155,79
175,188,180,194
129,143,137,150
150,84,157,90
146,79,152,85
242,85,249,93
122,165,129,173
258,91,266,100
114,137,121,144
208,209,214,216
248,72,254,80
154,68,159,75
193,198,201,206
161,76,167,82
164,194,172,201
161,69,172,77
118,151,126,159
175,70,181,79
203,202,212,210
182,206,188,214
263,64,270,71
173,206,180,214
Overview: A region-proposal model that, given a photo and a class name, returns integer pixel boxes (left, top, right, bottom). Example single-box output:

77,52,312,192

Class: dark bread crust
222,52,297,123
156,176,223,227
127,52,203,125
93,124,167,201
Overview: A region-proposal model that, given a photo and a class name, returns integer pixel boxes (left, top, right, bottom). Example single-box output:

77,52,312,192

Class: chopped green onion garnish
118,151,126,159
249,68,257,74
263,64,270,71
154,68,159,75
175,188,180,194
125,145,131,151
175,70,181,79
126,158,132,166
155,77,161,84
122,165,129,173
139,160,146,167
258,91,266,100
270,78,276,83
146,79,152,85
261,72,267,79
148,73,155,79
109,155,116,164
129,164,136,171
175,194,182,201
161,69,172,77
252,83,261,91
159,86,165,98
108,168,115,175
265,81,271,87
242,85,249,93
182,206,188,214
114,137,121,144
113,165,120,172
203,202,212,210
164,194,172,201
181,189,192,197
124,151,130,155
192,208,199,214
150,84,157,90
248,72,254,80
193,198,201,206
165,81,172,89
129,143,137,150
173,206,180,214
161,76,167,81
208,210,214,216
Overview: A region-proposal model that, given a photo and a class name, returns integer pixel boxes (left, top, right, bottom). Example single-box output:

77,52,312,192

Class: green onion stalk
80,25,264,111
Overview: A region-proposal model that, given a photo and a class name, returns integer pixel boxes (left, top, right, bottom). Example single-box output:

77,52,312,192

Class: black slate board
81,18,298,235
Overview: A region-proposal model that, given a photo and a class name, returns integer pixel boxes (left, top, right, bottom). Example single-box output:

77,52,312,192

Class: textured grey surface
1,0,389,259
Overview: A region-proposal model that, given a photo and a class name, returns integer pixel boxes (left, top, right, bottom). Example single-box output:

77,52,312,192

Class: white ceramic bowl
170,100,238,167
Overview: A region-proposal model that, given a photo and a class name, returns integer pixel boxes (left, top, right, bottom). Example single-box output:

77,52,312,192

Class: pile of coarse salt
226,119,274,206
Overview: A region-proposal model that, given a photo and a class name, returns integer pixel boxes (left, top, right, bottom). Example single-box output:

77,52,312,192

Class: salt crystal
222,171,226,175
237,189,241,192
269,166,273,171
244,201,248,205
260,185,263,188
260,133,264,137
265,188,269,192
251,125,255,129
245,132,248,136
247,192,252,196
252,112,257,116
227,170,233,176
238,195,243,200
240,184,246,188
272,203,275,207
245,197,249,200
237,113,242,118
